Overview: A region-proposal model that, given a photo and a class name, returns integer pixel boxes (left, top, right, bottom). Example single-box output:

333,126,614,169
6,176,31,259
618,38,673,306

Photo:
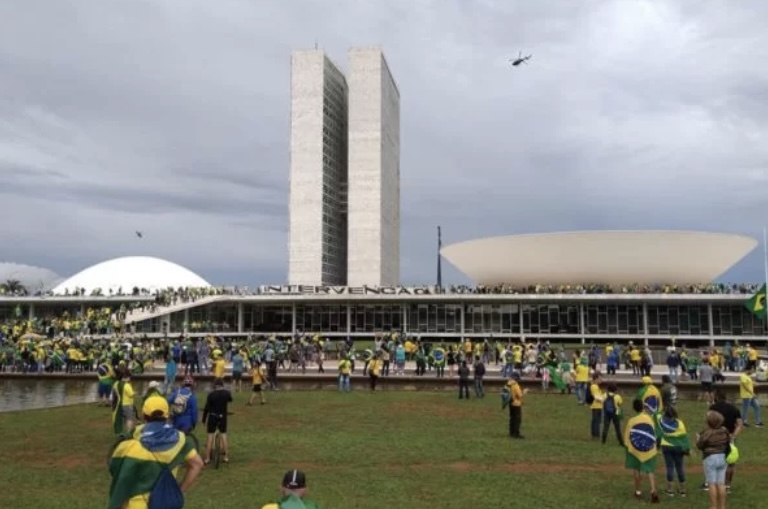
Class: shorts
98,382,112,398
252,384,262,393
701,382,713,393
232,371,242,381
625,452,657,474
206,414,227,434
703,453,727,485
122,405,136,421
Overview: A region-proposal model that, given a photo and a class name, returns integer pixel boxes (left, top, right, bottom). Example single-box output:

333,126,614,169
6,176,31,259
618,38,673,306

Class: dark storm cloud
1,0,767,286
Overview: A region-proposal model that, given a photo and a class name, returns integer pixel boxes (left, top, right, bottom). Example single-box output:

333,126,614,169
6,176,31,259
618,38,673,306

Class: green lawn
1,390,767,508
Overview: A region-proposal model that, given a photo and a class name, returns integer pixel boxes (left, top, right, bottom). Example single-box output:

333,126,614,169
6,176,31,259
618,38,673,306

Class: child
248,360,268,405
624,398,659,503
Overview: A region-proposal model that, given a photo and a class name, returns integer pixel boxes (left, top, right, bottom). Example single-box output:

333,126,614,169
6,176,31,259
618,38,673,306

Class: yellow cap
142,395,169,418
641,376,653,385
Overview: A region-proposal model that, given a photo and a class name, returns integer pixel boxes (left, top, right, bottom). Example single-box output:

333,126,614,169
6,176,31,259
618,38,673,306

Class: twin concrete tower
288,47,401,287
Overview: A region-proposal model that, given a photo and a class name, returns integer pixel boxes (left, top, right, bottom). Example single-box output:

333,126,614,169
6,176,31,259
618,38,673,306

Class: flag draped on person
624,412,658,472
655,415,690,451
547,365,567,391
111,381,126,435
637,377,663,416
744,284,767,320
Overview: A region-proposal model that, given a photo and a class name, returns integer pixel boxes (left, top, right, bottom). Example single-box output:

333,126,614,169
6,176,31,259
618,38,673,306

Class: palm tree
0,279,28,295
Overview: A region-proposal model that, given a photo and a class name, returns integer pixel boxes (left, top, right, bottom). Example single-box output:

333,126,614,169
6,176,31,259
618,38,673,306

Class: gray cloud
1,0,767,286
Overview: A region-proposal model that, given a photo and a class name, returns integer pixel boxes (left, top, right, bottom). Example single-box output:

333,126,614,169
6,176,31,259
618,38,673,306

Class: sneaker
634,491,642,500
650,492,660,504
678,490,686,497
700,483,709,491
756,423,764,428
664,489,675,497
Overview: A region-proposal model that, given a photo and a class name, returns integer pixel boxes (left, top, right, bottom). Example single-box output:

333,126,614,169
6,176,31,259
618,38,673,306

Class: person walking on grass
473,355,486,398
249,360,268,405
656,406,690,498
458,360,470,399
739,371,764,428
624,398,660,503
368,353,382,391
338,354,352,392
588,373,605,439
505,372,526,439
231,349,244,392
696,411,730,509
602,383,623,446
707,390,743,493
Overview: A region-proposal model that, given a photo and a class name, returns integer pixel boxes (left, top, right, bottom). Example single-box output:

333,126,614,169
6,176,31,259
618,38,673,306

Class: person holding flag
432,345,446,378
624,398,660,503
637,376,663,416
744,284,767,320
97,361,116,407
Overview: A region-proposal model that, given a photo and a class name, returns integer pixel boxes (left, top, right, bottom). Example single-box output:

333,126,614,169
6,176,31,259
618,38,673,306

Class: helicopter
510,52,532,66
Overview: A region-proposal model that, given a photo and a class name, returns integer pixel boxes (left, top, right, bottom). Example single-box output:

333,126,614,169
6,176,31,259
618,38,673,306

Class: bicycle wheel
213,432,221,469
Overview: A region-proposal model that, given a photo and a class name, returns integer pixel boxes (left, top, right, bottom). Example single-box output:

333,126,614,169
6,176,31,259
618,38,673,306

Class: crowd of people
1,282,763,299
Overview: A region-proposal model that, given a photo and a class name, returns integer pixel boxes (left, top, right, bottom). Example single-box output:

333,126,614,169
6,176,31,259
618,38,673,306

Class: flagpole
763,227,768,294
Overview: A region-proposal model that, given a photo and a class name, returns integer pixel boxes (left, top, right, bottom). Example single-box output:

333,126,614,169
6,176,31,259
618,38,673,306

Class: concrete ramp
122,295,228,324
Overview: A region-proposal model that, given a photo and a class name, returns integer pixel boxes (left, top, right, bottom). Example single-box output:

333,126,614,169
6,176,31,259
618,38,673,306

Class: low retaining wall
0,371,746,400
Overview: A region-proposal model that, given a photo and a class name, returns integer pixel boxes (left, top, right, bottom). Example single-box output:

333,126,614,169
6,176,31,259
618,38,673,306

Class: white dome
52,256,211,295
441,231,757,286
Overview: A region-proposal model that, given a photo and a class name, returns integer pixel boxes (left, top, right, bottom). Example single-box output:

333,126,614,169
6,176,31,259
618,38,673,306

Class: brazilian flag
111,381,126,435
547,366,567,391
624,413,658,473
745,284,767,320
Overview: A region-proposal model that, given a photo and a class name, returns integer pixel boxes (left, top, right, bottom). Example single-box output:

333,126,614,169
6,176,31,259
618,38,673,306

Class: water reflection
0,379,152,413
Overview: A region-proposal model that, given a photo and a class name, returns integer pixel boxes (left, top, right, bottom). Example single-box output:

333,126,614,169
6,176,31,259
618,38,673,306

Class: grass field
2,389,767,508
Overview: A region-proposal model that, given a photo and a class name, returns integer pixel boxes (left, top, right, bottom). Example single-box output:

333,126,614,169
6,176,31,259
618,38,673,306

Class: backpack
585,386,595,405
603,394,616,416
171,390,191,416
147,447,185,509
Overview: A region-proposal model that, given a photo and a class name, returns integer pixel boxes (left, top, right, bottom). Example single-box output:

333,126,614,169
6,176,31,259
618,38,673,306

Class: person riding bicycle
202,378,233,465
167,375,199,434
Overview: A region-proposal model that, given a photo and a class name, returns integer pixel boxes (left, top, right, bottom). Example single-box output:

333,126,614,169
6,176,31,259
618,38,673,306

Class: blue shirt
167,387,198,432
232,354,244,373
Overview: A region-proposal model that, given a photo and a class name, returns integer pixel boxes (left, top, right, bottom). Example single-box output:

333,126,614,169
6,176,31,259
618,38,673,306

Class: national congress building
288,47,400,288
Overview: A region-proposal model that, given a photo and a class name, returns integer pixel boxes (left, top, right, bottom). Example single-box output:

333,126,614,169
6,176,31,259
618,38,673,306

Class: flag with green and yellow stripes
745,284,767,320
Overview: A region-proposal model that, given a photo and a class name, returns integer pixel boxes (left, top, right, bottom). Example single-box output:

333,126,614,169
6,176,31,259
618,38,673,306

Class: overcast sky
1,0,768,288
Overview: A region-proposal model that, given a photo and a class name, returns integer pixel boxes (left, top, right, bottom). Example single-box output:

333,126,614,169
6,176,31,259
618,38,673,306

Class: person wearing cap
637,376,663,416
260,469,323,509
506,372,526,439
108,397,203,509
144,381,164,402
168,376,199,434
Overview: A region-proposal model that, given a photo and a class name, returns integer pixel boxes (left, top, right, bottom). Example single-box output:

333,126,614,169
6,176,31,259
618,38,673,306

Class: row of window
154,303,768,336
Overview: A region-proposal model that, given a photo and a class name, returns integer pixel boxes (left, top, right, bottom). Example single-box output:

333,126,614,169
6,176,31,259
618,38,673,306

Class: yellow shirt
574,364,590,383
590,383,605,410
252,366,266,385
213,359,226,379
606,392,624,416
369,359,382,376
740,373,755,399
121,382,135,407
630,349,641,362
338,359,352,375
748,348,758,361
505,380,523,407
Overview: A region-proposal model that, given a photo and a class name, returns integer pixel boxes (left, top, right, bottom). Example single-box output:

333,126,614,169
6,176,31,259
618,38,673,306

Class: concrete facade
288,50,349,286
347,47,401,287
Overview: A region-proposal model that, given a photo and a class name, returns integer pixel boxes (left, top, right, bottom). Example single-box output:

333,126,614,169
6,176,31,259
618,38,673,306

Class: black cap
282,469,306,489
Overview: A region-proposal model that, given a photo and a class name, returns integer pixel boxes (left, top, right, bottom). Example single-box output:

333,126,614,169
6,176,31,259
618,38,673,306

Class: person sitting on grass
260,469,323,509
624,398,660,503
108,397,203,509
